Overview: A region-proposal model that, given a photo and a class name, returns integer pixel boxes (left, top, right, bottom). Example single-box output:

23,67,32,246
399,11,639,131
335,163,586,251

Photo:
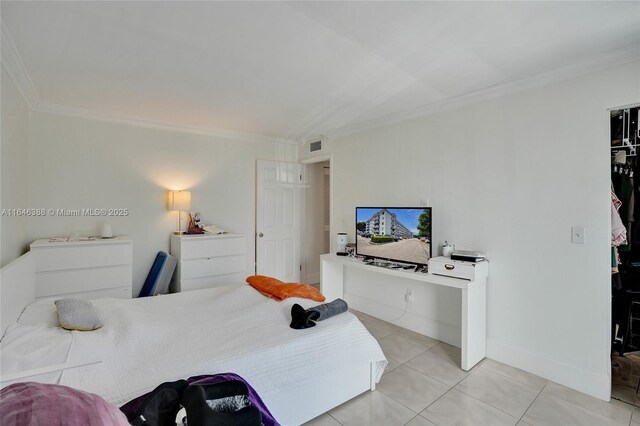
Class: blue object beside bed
138,252,177,297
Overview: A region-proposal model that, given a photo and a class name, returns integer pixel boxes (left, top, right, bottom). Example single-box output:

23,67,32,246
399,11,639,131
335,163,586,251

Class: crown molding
1,19,296,146
1,21,40,109
34,102,298,145
325,45,640,139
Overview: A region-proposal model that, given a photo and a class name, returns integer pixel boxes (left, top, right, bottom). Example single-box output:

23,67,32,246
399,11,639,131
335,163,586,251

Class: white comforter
57,285,387,405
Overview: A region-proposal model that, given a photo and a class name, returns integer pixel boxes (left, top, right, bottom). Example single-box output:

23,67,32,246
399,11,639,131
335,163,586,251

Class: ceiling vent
309,140,322,152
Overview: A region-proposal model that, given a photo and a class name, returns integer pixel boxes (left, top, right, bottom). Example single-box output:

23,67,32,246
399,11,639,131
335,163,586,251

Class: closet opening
611,104,640,404
301,157,332,287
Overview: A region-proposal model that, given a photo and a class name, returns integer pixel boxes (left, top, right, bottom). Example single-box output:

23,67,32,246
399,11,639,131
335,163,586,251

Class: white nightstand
29,237,133,300
170,234,247,292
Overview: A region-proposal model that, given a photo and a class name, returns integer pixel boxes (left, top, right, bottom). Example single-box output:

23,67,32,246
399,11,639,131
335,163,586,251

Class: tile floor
612,353,640,406
303,309,639,426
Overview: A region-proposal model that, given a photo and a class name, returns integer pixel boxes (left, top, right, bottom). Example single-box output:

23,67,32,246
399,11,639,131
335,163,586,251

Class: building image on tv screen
356,208,431,265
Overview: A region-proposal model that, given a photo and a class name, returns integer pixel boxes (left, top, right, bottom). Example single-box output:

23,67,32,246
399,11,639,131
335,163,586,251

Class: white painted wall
27,111,296,295
1,67,30,267
304,60,640,400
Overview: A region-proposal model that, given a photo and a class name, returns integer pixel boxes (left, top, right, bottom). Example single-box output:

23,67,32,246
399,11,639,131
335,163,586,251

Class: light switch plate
572,226,585,244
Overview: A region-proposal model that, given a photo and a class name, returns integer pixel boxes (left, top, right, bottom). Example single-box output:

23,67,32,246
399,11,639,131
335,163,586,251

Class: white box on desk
428,256,488,281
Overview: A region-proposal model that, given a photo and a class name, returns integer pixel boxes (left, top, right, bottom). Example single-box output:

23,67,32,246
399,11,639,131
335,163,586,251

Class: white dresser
29,237,133,300
170,234,247,293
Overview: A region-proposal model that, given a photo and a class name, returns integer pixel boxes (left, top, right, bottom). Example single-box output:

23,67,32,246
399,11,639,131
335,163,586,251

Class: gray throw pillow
54,299,103,331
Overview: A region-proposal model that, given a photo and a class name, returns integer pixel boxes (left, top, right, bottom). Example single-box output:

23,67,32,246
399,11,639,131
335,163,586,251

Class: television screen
356,207,432,266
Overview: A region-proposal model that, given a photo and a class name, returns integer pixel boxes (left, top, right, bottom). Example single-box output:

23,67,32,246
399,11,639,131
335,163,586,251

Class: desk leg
461,281,486,371
320,258,344,301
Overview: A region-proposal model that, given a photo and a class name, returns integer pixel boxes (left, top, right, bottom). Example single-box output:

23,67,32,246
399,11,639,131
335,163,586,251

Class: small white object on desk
101,223,113,238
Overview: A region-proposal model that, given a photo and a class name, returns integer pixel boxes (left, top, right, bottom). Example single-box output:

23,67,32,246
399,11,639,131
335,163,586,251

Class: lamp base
173,231,186,235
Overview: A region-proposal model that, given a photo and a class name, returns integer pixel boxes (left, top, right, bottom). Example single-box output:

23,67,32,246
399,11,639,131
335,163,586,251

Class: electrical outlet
405,289,414,303
571,226,585,244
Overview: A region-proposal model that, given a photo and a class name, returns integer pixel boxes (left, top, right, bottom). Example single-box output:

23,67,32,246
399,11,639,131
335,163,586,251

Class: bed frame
1,252,35,338
0,252,378,425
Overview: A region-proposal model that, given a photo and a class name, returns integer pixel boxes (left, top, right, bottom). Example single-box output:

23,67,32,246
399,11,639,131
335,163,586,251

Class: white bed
0,253,387,425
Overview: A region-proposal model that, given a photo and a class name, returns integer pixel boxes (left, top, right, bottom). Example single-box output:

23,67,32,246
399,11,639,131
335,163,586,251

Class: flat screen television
356,207,432,266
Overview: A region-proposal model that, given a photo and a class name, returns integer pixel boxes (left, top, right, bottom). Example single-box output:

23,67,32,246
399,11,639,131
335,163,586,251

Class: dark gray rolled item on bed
308,298,348,321
290,298,348,330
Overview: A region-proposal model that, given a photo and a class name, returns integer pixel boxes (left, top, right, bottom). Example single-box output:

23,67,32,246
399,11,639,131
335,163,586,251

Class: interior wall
304,60,640,400
1,67,31,267
27,111,296,295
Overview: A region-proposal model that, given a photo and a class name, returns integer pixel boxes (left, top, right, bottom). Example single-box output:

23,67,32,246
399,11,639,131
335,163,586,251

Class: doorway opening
610,104,640,404
302,158,331,287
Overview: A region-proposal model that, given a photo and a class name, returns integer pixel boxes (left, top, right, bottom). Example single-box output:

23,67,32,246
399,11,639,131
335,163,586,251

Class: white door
256,160,302,282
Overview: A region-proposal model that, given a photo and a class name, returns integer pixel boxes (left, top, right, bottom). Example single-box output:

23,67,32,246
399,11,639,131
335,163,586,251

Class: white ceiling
2,1,639,141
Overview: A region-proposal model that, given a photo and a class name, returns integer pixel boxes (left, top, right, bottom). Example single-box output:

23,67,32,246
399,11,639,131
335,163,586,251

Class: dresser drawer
36,285,132,301
35,265,133,297
179,255,245,280
33,244,132,272
178,237,245,260
428,257,487,281
178,273,246,292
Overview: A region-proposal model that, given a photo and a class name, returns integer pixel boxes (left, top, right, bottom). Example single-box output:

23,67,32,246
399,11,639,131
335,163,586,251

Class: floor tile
612,382,636,405
454,368,539,418
404,415,437,426
406,346,468,387
632,407,640,426
522,392,623,426
329,390,416,426
480,359,547,391
384,357,402,375
302,413,342,426
377,365,450,413
421,389,518,426
516,421,532,426
363,321,393,340
378,333,431,364
542,381,632,425
396,328,440,348
350,309,405,333
430,342,462,358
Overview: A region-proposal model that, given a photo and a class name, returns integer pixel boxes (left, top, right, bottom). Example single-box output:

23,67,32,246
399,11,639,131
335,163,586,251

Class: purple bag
120,373,280,426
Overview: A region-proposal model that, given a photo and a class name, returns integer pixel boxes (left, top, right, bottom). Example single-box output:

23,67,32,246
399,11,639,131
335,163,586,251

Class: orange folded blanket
246,275,326,302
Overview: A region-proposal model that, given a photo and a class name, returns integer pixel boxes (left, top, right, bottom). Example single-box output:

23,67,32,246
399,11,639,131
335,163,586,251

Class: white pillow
17,298,60,327
54,299,103,331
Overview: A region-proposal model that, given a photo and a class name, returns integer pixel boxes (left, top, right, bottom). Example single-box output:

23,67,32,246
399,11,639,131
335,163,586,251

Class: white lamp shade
167,190,191,211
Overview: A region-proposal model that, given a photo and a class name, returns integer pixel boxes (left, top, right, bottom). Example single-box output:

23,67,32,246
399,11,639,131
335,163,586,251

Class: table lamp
167,190,191,235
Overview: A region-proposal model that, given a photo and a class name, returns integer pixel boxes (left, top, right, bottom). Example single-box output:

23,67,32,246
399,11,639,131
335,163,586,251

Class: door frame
300,154,334,257
607,102,640,399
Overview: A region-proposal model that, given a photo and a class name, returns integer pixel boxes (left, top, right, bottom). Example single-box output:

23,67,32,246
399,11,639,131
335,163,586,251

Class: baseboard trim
345,292,461,347
486,338,611,401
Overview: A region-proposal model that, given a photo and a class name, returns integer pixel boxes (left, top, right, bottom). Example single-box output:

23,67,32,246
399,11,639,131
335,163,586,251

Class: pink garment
0,382,129,426
612,190,627,247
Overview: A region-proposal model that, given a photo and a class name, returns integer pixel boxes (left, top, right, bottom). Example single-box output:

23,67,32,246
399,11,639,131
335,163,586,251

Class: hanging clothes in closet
611,106,640,354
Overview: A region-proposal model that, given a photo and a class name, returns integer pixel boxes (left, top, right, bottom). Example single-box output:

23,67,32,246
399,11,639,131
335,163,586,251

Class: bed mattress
51,285,387,406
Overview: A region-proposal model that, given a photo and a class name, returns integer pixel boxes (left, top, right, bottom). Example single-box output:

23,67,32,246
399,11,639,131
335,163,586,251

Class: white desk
320,254,488,371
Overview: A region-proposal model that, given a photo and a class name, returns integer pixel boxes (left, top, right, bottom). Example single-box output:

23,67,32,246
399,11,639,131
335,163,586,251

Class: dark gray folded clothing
308,298,348,321
289,299,349,330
